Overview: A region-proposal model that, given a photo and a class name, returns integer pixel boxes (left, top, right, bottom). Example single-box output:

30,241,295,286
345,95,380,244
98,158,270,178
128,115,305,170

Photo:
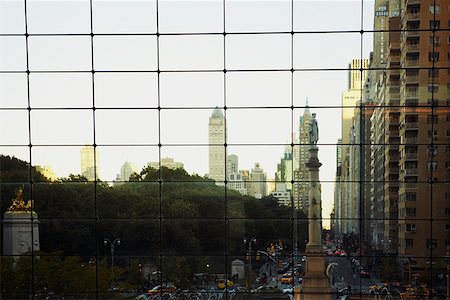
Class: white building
117,161,138,181
247,163,267,199
271,183,291,207
148,157,184,170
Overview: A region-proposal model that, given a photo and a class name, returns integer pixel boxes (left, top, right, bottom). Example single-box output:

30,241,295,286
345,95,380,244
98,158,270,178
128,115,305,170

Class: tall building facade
247,163,267,199
397,0,450,274
338,58,369,235
297,104,312,214
81,145,100,181
117,161,138,182
208,108,226,185
357,0,450,279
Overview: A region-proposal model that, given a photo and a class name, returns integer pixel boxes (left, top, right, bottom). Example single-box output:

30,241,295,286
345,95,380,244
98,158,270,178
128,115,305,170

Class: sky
0,0,375,228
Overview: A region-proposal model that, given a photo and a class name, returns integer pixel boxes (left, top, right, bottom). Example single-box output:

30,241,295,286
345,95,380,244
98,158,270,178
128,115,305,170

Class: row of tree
1,155,308,291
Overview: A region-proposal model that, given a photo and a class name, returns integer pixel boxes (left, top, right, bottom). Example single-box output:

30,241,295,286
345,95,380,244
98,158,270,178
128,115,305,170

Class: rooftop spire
304,96,310,115
211,106,224,119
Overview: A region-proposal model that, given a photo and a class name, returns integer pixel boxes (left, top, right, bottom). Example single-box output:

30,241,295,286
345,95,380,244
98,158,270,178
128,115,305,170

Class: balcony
404,60,419,68
405,43,419,52
404,90,418,99
405,31,420,39
401,182,417,189
404,12,420,21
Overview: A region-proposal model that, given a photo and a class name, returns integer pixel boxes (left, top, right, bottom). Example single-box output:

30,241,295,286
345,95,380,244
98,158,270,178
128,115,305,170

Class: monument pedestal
2,189,40,257
297,145,333,300
3,211,40,256
299,245,333,300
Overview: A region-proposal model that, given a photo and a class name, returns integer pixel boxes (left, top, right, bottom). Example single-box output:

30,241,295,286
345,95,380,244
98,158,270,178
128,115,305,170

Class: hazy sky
0,0,375,226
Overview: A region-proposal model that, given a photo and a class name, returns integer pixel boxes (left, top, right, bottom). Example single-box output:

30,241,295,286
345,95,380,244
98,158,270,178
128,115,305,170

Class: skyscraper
117,161,138,182
81,145,100,181
297,101,312,213
208,108,226,185
247,163,267,199
397,0,450,273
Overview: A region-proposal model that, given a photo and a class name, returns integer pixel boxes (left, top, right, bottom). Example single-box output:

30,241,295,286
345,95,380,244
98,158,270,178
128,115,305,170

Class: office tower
208,108,226,185
226,154,247,195
333,139,343,238
339,58,369,235
297,102,312,213
247,163,267,199
117,161,138,181
148,157,184,170
81,145,99,181
35,165,57,181
397,0,450,273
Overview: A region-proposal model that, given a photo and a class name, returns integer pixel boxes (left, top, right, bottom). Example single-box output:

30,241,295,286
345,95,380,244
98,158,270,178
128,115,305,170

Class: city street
326,256,377,294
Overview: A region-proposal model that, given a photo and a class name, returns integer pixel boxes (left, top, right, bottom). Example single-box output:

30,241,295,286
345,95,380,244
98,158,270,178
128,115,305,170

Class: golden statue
7,188,33,212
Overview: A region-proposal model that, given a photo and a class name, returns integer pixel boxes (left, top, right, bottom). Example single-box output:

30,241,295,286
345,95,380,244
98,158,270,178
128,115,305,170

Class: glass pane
227,109,291,144
160,72,223,108
93,36,158,71
160,109,213,144
27,0,91,34
294,33,361,69
227,71,291,108
30,110,93,145
95,109,158,145
0,36,26,71
294,1,363,32
95,72,158,108
160,146,210,178
0,110,29,145
30,73,92,108
159,0,222,33
28,36,92,71
0,74,28,108
226,0,291,33
93,0,157,34
97,145,159,183
0,0,25,34
159,35,223,71
226,34,291,70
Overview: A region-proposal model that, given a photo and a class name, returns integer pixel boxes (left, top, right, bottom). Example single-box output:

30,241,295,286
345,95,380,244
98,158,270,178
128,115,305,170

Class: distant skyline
0,0,376,228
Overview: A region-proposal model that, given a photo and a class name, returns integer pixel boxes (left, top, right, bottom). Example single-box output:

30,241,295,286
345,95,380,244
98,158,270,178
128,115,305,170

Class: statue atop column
309,113,319,145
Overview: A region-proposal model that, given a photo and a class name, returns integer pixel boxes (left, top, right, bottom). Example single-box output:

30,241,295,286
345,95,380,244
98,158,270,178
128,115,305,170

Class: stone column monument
299,114,333,300
3,188,40,256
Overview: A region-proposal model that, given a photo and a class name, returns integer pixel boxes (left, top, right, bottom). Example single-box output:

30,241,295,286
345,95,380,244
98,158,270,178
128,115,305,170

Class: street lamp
104,238,120,268
244,237,257,286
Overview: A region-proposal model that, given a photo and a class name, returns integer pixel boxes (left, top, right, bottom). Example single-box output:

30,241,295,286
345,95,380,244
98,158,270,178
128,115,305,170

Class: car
280,273,293,284
146,282,177,295
217,279,233,289
359,268,370,278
